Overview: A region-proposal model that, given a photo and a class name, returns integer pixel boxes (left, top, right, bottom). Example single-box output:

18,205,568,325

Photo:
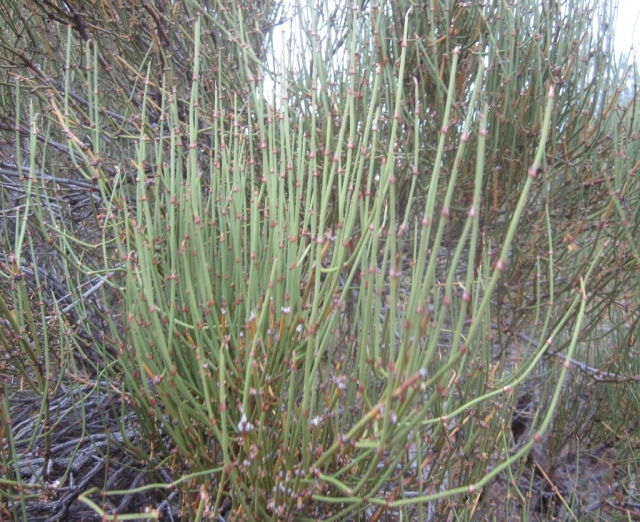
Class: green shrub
0,0,638,520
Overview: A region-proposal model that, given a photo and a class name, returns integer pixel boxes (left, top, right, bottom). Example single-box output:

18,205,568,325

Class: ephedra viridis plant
0,0,638,520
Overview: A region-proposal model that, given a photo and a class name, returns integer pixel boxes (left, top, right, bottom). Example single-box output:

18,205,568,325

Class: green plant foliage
0,0,638,520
